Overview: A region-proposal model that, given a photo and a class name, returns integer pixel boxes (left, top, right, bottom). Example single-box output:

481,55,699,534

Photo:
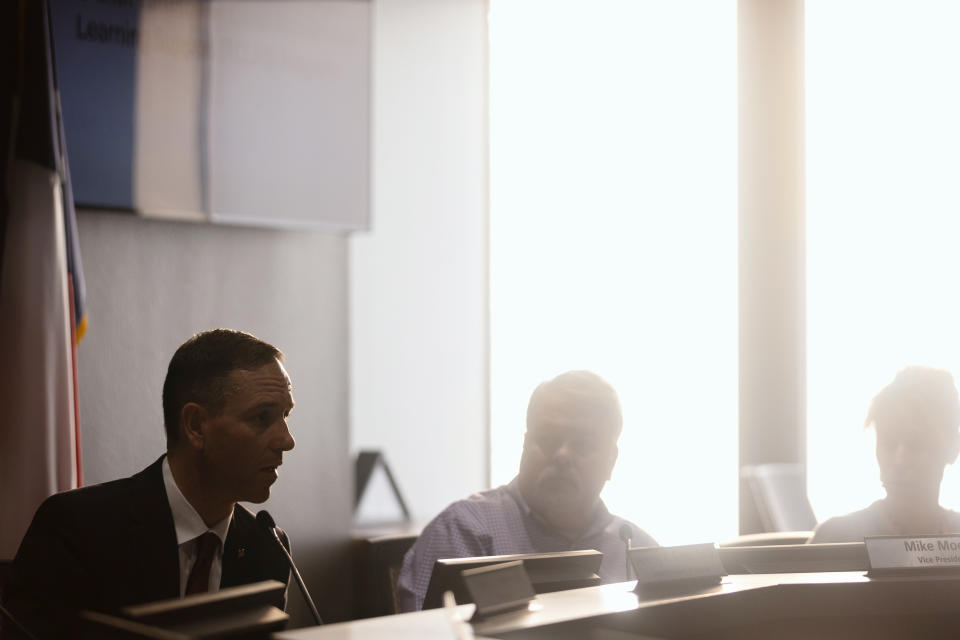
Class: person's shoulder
463,484,517,508
808,516,847,543
942,507,960,533
447,485,518,519
420,485,517,534
18,462,159,556
609,514,657,547
35,465,151,520
809,503,880,543
440,485,514,513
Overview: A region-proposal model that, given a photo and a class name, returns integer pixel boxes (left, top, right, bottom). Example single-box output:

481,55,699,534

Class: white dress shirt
162,457,233,596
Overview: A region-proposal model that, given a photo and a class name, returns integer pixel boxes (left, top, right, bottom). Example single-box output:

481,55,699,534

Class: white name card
865,535,960,574
630,543,725,591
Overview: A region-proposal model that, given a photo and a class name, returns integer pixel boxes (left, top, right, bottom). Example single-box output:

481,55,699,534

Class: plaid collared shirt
396,477,657,611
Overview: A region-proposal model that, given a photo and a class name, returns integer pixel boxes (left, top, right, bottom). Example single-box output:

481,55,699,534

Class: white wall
76,211,353,623
350,0,489,523
67,1,488,625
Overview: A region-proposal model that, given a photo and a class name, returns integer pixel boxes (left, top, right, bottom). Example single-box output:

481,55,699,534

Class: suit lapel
222,508,253,588
222,506,271,588
221,506,289,610
123,457,180,603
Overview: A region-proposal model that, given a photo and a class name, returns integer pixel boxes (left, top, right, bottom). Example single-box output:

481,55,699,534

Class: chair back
741,463,818,532
354,532,419,618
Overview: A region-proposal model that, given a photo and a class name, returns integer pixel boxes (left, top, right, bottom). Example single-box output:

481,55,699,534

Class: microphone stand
271,533,324,626
257,511,324,626
0,602,40,640
618,523,633,581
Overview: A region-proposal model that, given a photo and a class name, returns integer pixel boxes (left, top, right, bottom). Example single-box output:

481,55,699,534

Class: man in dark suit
2,329,297,639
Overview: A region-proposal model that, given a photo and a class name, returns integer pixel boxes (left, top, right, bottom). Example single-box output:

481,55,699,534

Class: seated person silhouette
810,366,960,543
396,370,656,611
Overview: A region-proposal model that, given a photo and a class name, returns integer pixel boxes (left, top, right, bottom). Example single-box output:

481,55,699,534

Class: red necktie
185,531,220,595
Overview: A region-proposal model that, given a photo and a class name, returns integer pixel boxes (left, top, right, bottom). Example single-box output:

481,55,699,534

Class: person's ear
180,402,208,451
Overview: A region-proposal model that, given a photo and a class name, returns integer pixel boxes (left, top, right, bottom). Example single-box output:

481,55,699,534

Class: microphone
618,523,633,581
256,510,324,626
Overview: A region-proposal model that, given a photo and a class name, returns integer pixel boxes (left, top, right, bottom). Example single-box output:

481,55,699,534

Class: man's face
876,416,953,503
200,359,296,504
517,393,619,536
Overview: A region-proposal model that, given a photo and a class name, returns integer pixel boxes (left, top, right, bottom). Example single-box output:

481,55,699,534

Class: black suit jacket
1,456,291,639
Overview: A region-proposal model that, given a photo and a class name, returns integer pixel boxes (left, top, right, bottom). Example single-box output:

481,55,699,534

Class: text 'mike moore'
903,539,960,552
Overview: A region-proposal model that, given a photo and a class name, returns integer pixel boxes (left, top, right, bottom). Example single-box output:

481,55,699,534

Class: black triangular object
354,450,411,522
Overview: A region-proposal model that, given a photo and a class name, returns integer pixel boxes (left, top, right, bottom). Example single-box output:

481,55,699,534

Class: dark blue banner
48,0,140,209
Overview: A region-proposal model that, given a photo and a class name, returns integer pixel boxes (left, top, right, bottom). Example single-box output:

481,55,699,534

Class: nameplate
461,560,536,620
866,535,960,576
630,543,725,593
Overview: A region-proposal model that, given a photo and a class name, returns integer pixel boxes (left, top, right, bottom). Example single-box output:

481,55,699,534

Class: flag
0,0,84,558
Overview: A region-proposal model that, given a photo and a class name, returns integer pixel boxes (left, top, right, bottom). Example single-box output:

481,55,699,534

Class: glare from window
807,0,960,523
489,0,737,545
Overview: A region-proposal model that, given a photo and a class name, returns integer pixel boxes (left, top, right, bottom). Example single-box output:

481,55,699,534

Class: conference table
274,570,960,639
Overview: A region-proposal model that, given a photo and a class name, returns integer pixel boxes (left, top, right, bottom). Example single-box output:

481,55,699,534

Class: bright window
489,0,738,545
807,0,960,521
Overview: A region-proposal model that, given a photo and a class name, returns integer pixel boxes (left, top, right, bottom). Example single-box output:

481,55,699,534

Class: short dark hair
162,329,283,447
866,366,960,436
526,370,623,439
